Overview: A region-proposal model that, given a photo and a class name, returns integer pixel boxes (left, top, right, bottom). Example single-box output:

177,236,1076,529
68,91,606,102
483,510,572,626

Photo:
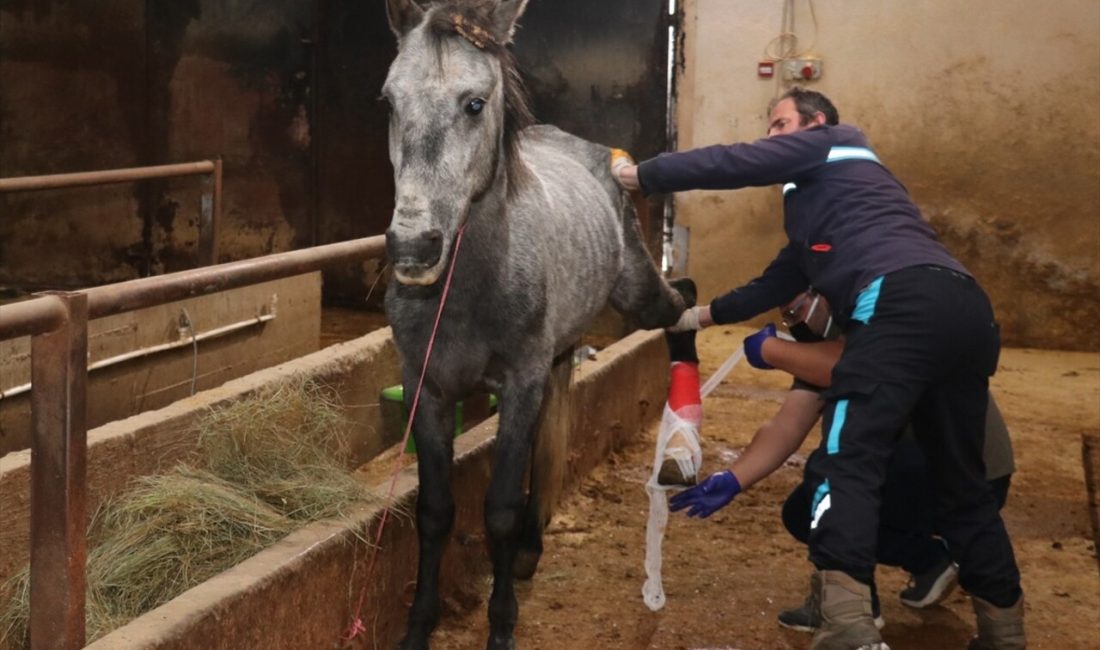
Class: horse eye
465,98,485,116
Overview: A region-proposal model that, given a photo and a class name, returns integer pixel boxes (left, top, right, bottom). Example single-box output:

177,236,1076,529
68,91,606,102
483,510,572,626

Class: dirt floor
415,324,1100,650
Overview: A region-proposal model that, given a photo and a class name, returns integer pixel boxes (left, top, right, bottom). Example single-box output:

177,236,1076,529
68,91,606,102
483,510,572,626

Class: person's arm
636,129,831,195
760,338,844,388
708,244,808,325
669,388,823,518
668,247,806,332
729,388,823,489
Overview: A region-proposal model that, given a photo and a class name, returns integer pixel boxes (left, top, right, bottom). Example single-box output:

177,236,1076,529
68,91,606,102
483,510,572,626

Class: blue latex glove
668,469,742,518
743,323,777,370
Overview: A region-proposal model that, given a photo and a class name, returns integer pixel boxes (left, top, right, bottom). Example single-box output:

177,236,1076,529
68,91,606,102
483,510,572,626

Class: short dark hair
770,87,839,126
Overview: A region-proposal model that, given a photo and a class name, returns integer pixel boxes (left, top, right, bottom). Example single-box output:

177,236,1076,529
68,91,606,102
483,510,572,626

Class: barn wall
0,0,315,287
675,0,1100,350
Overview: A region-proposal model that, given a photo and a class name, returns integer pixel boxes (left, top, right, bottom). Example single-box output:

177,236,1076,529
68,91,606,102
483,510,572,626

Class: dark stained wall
311,0,396,305
0,0,151,287
516,0,670,164
0,0,315,288
515,0,672,253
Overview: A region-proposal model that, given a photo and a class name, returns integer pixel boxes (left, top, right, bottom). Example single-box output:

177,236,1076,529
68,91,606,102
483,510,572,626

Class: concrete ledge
0,327,401,590
84,328,668,649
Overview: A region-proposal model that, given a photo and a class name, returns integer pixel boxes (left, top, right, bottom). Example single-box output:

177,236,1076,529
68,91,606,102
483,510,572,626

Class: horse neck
466,139,519,234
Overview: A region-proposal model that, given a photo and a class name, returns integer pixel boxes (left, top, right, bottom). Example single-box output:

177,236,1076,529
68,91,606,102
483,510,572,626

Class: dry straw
1,378,379,646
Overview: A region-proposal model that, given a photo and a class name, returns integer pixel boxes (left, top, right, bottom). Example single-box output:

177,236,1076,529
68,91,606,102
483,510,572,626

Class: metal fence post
198,157,223,267
213,156,223,265
29,291,88,650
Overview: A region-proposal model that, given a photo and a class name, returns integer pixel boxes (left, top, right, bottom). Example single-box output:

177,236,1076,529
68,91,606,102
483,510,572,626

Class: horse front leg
484,373,549,650
399,383,457,650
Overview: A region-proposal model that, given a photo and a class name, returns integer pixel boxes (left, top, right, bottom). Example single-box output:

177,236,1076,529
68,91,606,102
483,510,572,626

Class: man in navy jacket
613,88,1024,650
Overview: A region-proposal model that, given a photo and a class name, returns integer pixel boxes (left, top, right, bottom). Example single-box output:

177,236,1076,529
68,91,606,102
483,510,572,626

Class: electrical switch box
783,57,823,82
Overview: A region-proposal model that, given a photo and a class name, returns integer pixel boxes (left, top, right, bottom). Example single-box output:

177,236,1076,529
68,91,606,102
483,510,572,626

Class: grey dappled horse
382,1,687,648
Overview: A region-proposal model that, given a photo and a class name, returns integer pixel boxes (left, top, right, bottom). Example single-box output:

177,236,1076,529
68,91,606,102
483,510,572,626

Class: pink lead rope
342,222,468,645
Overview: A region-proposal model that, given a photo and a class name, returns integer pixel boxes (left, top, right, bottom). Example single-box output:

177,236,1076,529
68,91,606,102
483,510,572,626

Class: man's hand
668,305,713,333
668,469,742,518
743,323,777,369
610,148,640,191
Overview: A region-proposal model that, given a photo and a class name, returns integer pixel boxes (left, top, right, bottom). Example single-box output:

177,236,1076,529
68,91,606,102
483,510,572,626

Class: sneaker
778,593,884,633
900,555,959,608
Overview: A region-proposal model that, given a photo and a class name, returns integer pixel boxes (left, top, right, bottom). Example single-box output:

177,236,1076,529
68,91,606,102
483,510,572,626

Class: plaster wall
0,273,321,458
676,0,1100,350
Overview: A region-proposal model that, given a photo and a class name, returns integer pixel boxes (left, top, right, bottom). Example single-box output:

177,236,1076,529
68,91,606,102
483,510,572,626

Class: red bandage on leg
668,361,702,422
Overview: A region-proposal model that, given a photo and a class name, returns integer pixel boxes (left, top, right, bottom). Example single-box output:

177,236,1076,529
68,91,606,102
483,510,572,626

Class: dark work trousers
783,438,1013,575
802,265,1022,608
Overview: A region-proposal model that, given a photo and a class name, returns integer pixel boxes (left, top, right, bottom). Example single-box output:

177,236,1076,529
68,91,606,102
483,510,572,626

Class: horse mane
425,1,534,193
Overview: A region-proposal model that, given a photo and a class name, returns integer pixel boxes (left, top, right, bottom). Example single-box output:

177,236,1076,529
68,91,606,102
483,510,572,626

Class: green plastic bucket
380,385,498,453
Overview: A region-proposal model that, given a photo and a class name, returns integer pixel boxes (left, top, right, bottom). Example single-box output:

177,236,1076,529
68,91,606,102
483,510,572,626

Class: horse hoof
668,277,697,308
513,549,541,580
657,457,697,487
485,634,516,650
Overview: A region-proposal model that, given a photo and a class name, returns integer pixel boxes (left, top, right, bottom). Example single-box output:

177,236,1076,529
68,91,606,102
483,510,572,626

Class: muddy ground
402,323,1100,650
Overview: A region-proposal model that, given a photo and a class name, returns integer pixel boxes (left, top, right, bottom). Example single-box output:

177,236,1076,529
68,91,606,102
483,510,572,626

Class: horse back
505,126,629,351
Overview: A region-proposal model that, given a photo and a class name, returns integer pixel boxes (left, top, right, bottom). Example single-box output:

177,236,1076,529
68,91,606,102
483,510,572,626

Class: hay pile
1,379,376,646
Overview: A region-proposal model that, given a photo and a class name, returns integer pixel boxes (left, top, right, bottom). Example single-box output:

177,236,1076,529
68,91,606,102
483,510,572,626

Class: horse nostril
421,229,442,242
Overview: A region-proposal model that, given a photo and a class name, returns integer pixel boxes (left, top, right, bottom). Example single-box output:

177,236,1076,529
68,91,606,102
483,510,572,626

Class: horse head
383,0,531,286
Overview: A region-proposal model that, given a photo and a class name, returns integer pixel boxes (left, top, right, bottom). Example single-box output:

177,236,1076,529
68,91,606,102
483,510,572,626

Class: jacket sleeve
636,129,831,195
708,244,809,325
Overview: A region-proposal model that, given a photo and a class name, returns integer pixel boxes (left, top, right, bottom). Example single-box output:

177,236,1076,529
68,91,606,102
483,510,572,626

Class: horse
382,1,688,648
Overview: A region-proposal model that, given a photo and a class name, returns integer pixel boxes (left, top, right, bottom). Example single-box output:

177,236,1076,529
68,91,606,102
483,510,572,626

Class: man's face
767,97,822,137
781,290,834,341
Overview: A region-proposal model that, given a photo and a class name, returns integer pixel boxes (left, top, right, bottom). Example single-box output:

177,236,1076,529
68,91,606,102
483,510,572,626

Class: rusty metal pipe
0,310,278,401
0,161,216,193
2,237,385,340
86,236,385,320
0,295,68,340
29,291,88,650
212,158,223,264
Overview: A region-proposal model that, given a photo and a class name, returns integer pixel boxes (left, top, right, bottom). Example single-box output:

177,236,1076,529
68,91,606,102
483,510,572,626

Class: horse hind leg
513,350,572,580
608,196,693,329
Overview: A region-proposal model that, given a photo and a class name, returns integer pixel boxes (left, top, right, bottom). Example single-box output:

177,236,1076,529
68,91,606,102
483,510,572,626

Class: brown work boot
810,571,890,650
968,594,1026,649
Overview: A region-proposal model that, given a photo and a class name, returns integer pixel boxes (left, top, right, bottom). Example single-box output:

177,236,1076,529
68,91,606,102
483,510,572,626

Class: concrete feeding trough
2,326,668,649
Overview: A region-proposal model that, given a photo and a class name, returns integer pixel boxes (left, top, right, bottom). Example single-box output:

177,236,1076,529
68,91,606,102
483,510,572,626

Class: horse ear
489,0,528,44
386,0,425,39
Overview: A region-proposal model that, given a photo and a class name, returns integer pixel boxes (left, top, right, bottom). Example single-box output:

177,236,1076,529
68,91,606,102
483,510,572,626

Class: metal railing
0,160,224,265
0,235,386,649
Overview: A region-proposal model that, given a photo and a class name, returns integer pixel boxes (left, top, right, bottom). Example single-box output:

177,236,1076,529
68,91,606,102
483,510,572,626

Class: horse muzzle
386,228,446,285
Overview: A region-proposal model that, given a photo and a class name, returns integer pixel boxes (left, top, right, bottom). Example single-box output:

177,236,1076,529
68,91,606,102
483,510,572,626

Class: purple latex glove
743,323,777,370
668,469,742,518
